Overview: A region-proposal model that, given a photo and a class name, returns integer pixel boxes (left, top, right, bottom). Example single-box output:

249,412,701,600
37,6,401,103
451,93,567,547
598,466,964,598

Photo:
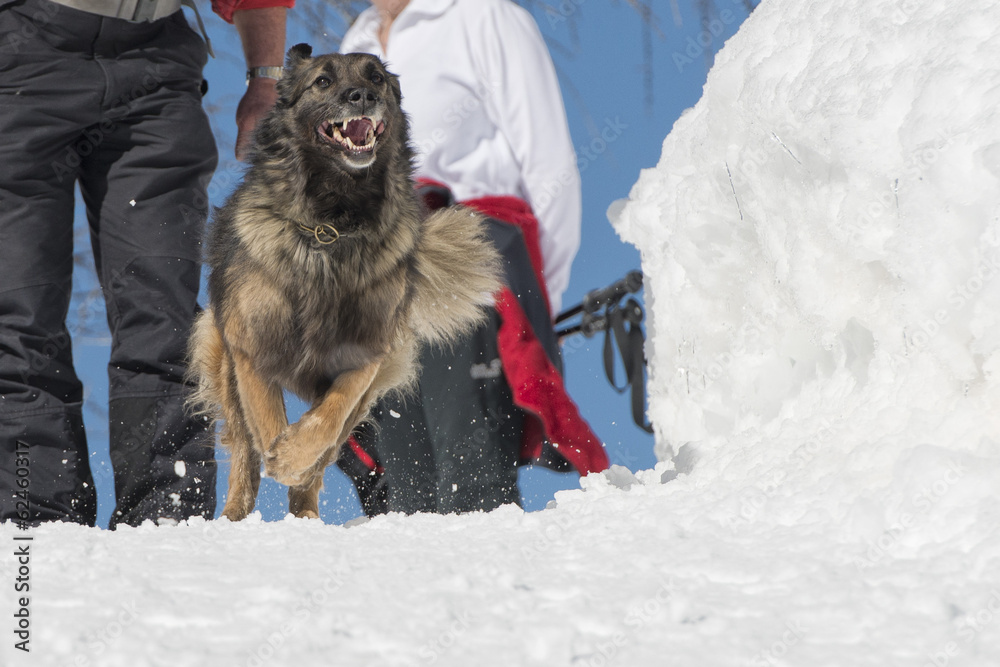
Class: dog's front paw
264,427,316,486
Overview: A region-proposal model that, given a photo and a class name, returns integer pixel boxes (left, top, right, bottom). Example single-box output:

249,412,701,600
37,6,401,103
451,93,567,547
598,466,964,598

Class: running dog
187,45,501,521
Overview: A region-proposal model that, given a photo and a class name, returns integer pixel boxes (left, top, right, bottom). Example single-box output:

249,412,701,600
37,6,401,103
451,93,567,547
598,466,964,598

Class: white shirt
341,0,582,315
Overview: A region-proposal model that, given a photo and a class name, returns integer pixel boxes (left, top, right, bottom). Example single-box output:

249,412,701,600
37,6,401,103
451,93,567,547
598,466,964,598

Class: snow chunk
612,0,1000,555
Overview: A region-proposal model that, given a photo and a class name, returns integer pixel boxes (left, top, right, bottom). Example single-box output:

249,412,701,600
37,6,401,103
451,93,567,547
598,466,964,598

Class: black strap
601,299,654,433
335,425,389,518
602,305,630,392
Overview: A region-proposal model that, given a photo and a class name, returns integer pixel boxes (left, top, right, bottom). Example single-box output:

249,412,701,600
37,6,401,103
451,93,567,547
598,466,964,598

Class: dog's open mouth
318,117,386,154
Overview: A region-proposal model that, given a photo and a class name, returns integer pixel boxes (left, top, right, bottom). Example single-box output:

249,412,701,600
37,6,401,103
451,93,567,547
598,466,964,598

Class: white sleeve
472,2,582,316
340,8,380,55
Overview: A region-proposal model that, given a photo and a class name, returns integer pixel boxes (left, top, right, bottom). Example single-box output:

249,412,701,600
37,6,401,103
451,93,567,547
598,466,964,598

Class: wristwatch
246,66,284,84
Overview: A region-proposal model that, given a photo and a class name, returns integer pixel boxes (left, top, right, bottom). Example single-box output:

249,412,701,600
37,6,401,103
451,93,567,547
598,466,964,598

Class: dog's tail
185,307,225,420
409,206,503,346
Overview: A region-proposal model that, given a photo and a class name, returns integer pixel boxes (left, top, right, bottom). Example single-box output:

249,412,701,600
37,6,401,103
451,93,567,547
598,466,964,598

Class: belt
44,0,214,56
46,0,182,21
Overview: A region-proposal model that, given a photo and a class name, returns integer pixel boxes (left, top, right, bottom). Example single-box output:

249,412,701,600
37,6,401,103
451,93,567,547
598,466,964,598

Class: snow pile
616,0,1000,555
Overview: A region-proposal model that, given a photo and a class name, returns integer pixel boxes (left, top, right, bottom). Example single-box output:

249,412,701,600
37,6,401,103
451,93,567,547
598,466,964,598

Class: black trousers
369,311,525,515
0,1,218,527
356,219,561,515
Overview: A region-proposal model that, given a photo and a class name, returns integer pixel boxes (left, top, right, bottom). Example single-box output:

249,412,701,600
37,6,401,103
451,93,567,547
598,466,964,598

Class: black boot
107,396,216,528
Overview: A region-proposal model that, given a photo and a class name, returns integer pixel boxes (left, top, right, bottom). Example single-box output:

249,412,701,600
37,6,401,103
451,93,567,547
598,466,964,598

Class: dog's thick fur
187,45,501,521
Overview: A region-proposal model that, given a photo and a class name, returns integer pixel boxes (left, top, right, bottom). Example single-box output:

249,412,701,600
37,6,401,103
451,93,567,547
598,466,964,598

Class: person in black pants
338,187,602,517
0,0,288,528
360,218,546,515
335,0,610,517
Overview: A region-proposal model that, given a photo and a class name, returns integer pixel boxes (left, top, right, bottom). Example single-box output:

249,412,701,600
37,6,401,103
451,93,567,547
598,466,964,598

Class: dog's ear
275,44,315,109
285,43,313,69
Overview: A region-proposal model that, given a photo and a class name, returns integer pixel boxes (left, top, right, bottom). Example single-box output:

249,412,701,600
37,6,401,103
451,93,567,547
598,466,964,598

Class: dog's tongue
344,118,373,144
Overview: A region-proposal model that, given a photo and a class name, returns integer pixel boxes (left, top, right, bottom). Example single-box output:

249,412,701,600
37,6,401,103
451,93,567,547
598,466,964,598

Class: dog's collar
297,223,353,245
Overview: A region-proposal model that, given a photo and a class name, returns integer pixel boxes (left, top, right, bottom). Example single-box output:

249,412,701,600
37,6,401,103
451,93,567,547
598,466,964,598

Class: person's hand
235,78,279,161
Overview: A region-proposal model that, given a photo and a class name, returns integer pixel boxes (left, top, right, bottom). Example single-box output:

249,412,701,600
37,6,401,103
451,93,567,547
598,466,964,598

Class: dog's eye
371,72,384,85
314,76,332,89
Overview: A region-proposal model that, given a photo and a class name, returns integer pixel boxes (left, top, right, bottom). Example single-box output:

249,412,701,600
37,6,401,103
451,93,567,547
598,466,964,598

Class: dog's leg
232,349,288,449
188,319,264,522
285,389,379,520
227,350,288,511
217,353,270,521
265,361,380,486
287,476,323,519
220,427,262,521
287,448,336,519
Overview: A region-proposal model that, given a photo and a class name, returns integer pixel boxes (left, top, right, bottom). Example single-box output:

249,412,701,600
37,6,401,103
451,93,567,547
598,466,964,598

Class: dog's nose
345,87,379,109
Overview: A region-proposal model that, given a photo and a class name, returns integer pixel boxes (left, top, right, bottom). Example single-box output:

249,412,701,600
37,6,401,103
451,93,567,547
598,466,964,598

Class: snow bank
616,0,1000,537
612,0,1000,658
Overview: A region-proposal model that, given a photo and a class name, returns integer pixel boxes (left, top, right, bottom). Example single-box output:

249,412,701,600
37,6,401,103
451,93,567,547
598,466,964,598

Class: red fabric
414,178,455,212
211,0,294,24
463,196,552,314
495,288,609,475
347,436,384,475
458,193,608,476
412,183,608,475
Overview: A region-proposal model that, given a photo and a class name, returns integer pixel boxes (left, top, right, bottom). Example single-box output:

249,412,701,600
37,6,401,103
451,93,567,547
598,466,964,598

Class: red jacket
212,0,293,23
461,194,609,476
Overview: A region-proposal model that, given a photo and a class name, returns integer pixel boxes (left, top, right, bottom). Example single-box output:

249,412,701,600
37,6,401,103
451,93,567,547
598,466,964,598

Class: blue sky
70,1,753,526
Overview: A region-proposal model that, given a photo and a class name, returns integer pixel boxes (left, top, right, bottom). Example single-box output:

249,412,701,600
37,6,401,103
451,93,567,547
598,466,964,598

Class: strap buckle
131,0,158,21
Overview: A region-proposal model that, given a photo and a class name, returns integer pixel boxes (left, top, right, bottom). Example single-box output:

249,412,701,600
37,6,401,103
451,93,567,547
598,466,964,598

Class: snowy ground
8,463,998,667
5,0,1000,664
